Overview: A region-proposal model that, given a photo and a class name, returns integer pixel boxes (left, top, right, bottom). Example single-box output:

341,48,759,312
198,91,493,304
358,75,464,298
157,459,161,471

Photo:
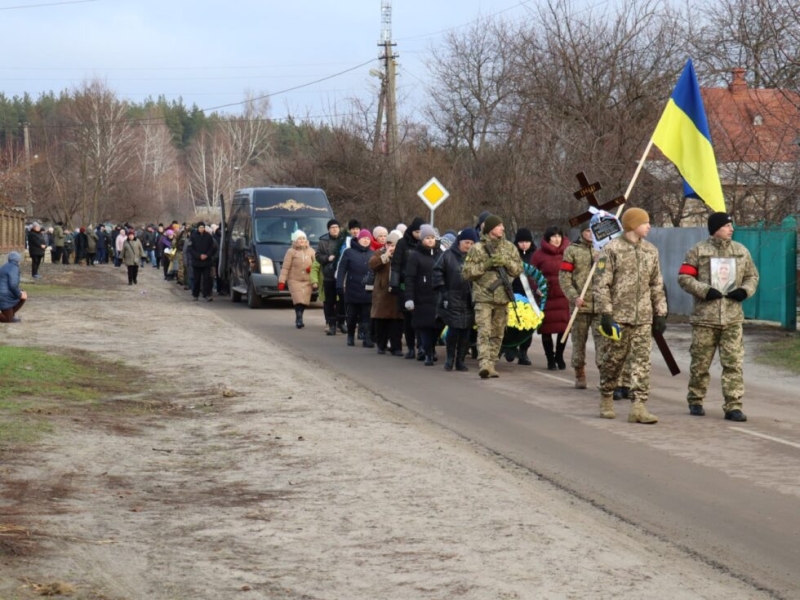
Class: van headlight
259,256,274,275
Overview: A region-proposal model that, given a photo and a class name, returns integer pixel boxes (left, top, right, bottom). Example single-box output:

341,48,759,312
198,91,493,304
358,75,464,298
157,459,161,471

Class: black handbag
362,269,376,291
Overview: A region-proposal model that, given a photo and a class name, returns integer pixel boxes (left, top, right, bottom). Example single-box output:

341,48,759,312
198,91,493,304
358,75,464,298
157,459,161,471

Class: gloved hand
488,255,504,268
404,300,415,311
726,288,748,302
705,288,723,301
652,315,667,334
600,314,614,337
278,282,286,291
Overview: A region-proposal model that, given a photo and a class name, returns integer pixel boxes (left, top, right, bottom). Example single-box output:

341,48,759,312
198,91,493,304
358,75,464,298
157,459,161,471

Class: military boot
487,364,500,378
326,320,337,336
575,366,587,389
628,401,658,424
599,395,615,419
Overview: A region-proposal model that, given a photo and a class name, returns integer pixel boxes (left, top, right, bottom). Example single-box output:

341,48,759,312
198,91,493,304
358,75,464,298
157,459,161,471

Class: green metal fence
733,216,797,330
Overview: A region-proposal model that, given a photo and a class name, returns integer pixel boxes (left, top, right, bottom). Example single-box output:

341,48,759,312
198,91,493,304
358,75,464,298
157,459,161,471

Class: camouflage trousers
571,313,605,370
687,324,744,412
599,323,652,402
474,302,508,369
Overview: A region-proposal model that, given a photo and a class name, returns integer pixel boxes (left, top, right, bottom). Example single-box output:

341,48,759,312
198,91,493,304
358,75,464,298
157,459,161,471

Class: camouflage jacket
462,234,524,305
594,235,667,325
559,238,599,314
677,237,759,327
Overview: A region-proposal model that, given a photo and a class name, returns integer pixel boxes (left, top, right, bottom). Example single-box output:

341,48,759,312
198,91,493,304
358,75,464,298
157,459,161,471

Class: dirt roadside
0,262,777,599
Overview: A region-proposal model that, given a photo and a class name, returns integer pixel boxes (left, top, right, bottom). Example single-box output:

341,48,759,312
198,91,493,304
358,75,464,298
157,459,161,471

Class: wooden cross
568,171,627,228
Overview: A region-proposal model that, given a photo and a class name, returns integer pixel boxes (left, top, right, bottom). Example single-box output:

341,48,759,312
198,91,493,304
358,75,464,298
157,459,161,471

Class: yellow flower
507,299,543,331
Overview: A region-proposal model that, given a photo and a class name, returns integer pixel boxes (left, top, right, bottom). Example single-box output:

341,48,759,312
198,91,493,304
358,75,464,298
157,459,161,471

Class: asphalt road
208,298,800,599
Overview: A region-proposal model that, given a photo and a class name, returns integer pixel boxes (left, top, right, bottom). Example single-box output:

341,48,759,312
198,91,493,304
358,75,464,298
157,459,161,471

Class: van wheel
247,281,263,309
230,285,242,303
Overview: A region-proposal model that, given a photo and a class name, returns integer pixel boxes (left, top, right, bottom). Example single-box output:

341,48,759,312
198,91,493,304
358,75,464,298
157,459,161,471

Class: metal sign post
417,177,450,227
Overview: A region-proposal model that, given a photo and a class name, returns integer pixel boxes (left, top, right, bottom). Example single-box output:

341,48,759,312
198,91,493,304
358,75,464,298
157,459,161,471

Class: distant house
648,68,800,227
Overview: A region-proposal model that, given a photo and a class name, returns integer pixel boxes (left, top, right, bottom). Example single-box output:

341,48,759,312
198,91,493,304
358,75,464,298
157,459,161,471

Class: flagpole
560,139,655,344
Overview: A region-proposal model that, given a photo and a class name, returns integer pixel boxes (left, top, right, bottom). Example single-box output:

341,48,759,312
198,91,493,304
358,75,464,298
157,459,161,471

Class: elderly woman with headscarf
278,230,317,329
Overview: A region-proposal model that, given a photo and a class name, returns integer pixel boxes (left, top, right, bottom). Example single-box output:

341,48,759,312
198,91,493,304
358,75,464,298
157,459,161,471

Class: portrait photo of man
710,257,736,295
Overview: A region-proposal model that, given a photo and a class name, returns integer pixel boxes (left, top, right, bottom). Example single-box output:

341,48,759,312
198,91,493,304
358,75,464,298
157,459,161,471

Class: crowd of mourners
4,207,758,425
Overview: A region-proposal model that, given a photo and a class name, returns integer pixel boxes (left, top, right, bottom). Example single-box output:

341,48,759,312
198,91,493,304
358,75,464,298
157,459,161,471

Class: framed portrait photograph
710,257,737,294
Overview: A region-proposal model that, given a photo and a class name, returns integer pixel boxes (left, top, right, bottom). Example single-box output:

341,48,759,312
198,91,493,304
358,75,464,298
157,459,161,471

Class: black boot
542,335,557,370
361,321,374,348
326,320,336,336
555,337,567,370
346,334,355,346
517,347,532,366
455,332,470,372
295,306,305,329
444,335,457,371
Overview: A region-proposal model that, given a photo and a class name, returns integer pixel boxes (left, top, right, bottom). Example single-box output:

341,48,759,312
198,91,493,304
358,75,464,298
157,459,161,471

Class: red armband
678,264,698,277
560,261,575,272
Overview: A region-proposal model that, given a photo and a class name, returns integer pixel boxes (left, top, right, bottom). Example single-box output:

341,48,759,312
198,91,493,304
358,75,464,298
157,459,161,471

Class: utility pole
377,0,398,163
22,122,34,217
376,0,399,209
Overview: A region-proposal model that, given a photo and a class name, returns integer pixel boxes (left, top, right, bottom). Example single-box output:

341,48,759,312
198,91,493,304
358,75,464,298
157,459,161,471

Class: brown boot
600,396,615,419
628,401,658,424
487,364,500,378
574,366,587,389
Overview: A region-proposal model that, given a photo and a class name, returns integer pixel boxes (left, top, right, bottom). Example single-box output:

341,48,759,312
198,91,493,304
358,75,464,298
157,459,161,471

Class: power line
0,0,99,10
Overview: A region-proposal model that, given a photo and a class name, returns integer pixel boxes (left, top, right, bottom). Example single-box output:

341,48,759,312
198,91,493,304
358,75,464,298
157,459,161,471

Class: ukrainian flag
652,59,725,213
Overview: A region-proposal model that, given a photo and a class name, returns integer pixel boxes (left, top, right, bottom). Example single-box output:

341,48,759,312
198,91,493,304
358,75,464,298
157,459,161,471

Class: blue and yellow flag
651,59,725,213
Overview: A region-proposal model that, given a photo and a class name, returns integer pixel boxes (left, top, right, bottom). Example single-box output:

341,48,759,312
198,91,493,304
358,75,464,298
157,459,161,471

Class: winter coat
432,244,474,329
369,248,402,320
463,234,524,305
677,236,759,327
53,225,65,247
86,229,98,253
316,232,347,281
594,235,667,326
27,229,47,257
121,238,145,266
75,232,88,255
189,230,217,268
278,242,316,306
336,239,373,304
0,259,22,310
389,217,424,293
532,238,571,334
404,243,441,329
310,261,325,303
115,233,127,254
559,237,598,314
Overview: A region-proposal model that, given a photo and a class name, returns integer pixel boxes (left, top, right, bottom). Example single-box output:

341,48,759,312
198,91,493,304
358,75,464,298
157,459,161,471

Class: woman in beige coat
278,230,318,328
121,230,146,285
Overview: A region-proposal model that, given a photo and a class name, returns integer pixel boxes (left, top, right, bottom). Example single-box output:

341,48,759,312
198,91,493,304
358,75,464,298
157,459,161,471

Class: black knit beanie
708,212,732,235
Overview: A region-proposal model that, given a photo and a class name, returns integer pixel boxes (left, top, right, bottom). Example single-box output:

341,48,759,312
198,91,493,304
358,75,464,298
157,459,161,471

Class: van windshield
254,217,330,246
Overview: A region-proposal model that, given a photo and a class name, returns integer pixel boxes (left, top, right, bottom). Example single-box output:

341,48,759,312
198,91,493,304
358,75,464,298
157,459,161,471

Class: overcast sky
1,0,537,122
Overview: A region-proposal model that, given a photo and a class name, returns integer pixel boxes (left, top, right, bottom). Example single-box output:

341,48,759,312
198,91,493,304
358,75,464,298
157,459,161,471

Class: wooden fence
0,206,26,255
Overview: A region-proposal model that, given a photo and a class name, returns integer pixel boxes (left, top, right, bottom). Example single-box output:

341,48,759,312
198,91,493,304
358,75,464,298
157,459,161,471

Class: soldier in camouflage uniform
594,208,668,423
560,223,603,389
677,212,759,421
463,215,524,379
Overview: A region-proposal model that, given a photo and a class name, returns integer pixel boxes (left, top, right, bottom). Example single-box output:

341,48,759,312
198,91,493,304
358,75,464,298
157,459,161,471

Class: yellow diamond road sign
417,177,450,210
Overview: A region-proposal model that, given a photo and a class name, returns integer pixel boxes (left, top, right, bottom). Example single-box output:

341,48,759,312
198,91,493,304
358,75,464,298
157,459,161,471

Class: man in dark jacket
390,216,424,359
315,219,347,335
26,222,47,279
189,222,218,301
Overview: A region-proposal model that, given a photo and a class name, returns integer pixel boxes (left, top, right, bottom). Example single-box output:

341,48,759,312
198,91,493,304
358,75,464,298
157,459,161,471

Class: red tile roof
703,68,800,163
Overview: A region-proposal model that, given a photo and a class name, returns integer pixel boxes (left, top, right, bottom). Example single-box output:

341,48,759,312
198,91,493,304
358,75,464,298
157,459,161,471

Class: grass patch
23,283,106,297
0,345,146,446
754,334,800,374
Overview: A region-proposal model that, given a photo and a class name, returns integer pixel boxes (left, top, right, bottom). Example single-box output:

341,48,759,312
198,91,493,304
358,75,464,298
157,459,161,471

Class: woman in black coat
404,224,441,366
433,228,478,371
336,230,375,348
